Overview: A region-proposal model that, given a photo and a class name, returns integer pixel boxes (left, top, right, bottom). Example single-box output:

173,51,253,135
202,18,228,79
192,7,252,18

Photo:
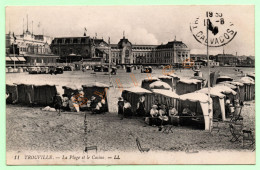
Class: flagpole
207,18,211,131
108,37,112,87
13,43,16,69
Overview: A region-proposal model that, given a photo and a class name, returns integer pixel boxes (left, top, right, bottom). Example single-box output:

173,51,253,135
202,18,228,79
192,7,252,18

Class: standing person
118,97,124,119
225,97,231,117
136,95,146,117
123,100,132,119
53,92,62,116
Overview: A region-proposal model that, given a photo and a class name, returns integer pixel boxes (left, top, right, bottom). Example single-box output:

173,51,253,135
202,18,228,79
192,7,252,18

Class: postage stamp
5,5,255,165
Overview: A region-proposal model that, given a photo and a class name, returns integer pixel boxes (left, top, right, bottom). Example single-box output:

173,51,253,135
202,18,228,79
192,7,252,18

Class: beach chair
211,118,220,133
229,123,243,142
136,138,150,153
230,106,243,123
84,146,97,153
162,125,174,134
242,129,255,147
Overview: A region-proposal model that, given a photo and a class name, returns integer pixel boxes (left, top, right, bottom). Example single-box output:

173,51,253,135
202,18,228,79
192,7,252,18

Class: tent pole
207,18,211,131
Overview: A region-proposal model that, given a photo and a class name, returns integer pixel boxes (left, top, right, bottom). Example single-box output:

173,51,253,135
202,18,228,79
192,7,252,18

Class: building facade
110,36,190,65
6,29,58,67
51,35,190,65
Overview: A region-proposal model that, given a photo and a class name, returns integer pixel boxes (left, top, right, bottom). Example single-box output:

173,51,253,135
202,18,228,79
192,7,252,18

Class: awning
5,57,12,61
9,57,19,61
17,57,26,61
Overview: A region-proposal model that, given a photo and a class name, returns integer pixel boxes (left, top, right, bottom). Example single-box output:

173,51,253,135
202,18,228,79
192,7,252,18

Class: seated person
61,94,70,111
148,105,160,126
100,95,107,113
69,92,80,112
150,105,159,117
93,101,102,114
168,106,180,126
158,105,169,125
182,107,191,116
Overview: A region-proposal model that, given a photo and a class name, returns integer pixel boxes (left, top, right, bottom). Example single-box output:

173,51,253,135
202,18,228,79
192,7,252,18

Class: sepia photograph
5,5,255,165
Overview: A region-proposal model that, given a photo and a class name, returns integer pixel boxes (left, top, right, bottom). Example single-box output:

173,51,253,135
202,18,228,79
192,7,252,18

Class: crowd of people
51,91,107,116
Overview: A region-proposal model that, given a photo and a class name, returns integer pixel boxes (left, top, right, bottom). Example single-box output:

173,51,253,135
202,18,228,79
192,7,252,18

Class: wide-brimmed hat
91,96,96,100
118,97,123,101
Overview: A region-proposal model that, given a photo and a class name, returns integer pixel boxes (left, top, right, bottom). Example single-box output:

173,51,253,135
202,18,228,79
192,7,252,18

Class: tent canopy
229,81,244,87
179,92,212,103
82,82,109,88
123,87,152,94
149,81,172,90
158,75,173,79
152,89,179,99
240,77,255,85
213,85,237,95
196,88,225,98
178,78,201,84
142,77,159,82
218,82,237,89
167,73,180,78
62,84,83,90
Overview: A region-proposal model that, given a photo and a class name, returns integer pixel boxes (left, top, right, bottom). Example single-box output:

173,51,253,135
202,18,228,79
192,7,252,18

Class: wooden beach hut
121,87,153,115
176,79,202,95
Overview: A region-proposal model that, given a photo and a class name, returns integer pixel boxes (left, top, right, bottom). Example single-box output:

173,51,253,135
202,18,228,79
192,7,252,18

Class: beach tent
179,92,213,131
168,73,180,90
6,84,18,104
126,66,133,73
225,81,245,102
149,80,172,91
16,83,34,105
141,77,159,90
121,87,153,114
34,84,57,106
62,84,83,99
176,78,202,95
247,72,255,80
151,89,179,109
196,87,226,121
213,85,237,108
82,82,110,112
240,77,255,101
216,76,233,84
158,75,173,89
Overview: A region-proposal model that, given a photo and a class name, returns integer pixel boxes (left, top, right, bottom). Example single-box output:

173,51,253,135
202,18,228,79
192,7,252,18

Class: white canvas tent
179,92,213,131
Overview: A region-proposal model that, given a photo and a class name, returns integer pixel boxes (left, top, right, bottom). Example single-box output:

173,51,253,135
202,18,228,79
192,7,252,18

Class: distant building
6,29,58,67
51,35,190,65
212,54,237,66
50,36,109,65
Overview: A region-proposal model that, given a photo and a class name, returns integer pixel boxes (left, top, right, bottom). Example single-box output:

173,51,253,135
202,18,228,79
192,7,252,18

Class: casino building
50,34,190,65
6,23,58,67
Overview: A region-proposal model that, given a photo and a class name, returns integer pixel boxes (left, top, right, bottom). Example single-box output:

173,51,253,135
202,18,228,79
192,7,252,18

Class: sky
6,5,254,56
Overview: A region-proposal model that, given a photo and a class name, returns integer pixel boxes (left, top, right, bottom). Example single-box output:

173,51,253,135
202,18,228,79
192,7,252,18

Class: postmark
190,11,237,47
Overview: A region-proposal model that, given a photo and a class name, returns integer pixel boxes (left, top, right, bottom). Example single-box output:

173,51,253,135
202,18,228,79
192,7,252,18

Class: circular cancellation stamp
190,11,237,47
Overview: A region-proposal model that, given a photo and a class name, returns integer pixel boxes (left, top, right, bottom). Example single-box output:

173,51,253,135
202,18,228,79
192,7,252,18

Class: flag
13,32,16,42
83,27,87,36
207,19,219,35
